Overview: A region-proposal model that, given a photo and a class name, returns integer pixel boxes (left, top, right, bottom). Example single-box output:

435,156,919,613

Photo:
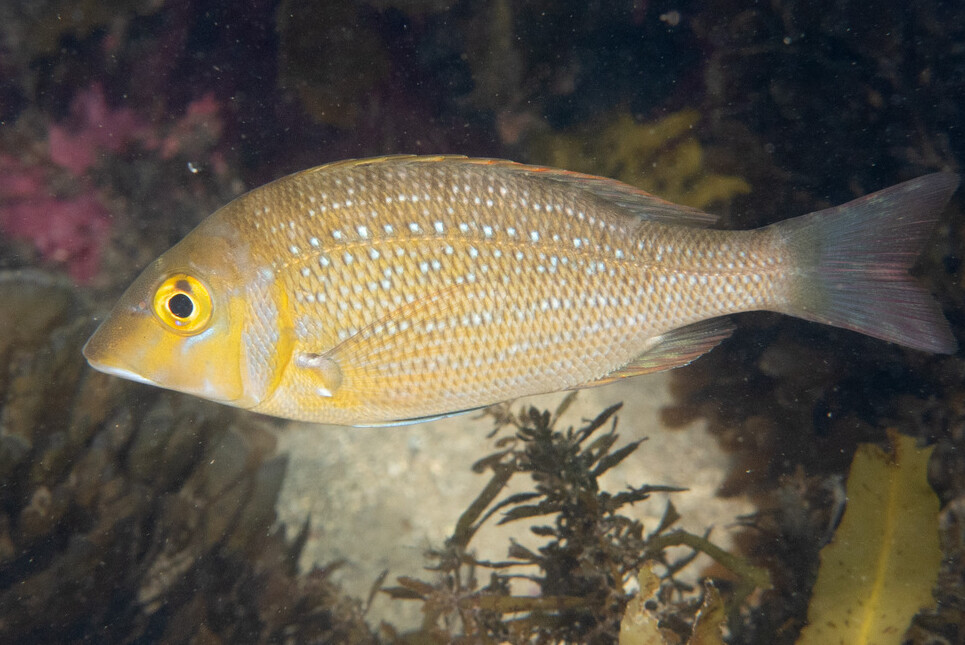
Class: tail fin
777,173,959,353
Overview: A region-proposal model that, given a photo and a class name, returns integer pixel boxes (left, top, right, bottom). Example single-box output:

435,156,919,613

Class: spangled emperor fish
83,157,958,426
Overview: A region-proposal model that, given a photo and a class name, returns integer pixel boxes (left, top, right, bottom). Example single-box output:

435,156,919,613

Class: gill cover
83,220,260,407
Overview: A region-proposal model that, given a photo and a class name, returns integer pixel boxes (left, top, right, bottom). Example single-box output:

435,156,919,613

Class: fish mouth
82,336,160,387
81,338,157,386
86,359,160,387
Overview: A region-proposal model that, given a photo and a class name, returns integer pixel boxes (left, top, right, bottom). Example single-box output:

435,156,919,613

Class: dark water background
0,1,963,643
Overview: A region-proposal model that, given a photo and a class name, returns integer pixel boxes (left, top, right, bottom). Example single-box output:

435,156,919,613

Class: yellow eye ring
152,274,213,335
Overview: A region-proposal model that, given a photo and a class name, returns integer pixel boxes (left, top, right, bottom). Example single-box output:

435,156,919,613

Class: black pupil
168,293,194,318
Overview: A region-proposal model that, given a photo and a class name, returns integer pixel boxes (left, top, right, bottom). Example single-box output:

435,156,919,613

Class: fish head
83,221,258,407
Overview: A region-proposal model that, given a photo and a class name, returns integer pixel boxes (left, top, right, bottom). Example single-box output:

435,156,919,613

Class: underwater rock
0,269,376,643
276,0,390,129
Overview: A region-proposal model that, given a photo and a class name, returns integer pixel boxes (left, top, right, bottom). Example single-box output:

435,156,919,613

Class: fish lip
87,359,160,387
84,358,161,387
82,332,160,387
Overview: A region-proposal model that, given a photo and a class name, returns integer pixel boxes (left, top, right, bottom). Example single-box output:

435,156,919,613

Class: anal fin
582,319,735,387
354,405,490,427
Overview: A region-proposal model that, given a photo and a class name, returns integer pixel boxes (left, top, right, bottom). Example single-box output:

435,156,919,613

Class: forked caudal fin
777,172,959,353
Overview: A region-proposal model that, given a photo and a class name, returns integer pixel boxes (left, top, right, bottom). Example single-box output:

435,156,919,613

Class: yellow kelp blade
798,430,941,645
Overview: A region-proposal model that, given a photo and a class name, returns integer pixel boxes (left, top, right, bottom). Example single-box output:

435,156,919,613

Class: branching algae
382,396,770,644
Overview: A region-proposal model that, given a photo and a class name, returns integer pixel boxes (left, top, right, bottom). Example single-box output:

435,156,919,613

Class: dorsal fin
533,167,718,227
296,156,719,227
581,319,735,387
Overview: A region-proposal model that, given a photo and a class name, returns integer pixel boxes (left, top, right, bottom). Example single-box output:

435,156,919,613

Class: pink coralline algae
0,155,111,283
0,84,224,283
159,92,222,160
47,84,156,177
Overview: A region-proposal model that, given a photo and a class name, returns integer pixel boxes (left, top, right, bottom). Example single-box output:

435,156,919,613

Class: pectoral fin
292,352,344,398
582,319,734,387
323,282,471,375
289,285,465,401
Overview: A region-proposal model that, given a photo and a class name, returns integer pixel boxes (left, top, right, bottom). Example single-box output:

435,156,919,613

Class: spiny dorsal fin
581,319,735,387
297,156,719,227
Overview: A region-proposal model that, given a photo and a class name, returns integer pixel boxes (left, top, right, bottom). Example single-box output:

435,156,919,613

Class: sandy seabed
274,371,754,629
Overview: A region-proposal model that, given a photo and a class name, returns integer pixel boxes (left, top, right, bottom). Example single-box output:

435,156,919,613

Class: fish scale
230,159,786,423
83,157,958,426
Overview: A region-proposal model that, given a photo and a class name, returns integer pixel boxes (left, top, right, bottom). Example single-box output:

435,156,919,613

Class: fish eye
152,274,212,335
168,293,194,318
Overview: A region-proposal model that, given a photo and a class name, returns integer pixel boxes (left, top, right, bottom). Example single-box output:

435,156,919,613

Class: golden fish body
83,157,957,426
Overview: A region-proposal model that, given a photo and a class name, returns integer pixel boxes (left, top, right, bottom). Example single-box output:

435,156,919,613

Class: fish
83,156,959,426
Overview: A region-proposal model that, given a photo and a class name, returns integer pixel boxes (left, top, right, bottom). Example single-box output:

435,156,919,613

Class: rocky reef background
0,1,963,643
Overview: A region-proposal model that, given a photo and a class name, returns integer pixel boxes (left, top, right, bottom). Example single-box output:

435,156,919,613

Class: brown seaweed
382,399,769,644
0,269,376,644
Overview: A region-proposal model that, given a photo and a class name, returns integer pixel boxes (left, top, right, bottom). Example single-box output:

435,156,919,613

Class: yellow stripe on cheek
268,281,297,396
236,279,297,408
